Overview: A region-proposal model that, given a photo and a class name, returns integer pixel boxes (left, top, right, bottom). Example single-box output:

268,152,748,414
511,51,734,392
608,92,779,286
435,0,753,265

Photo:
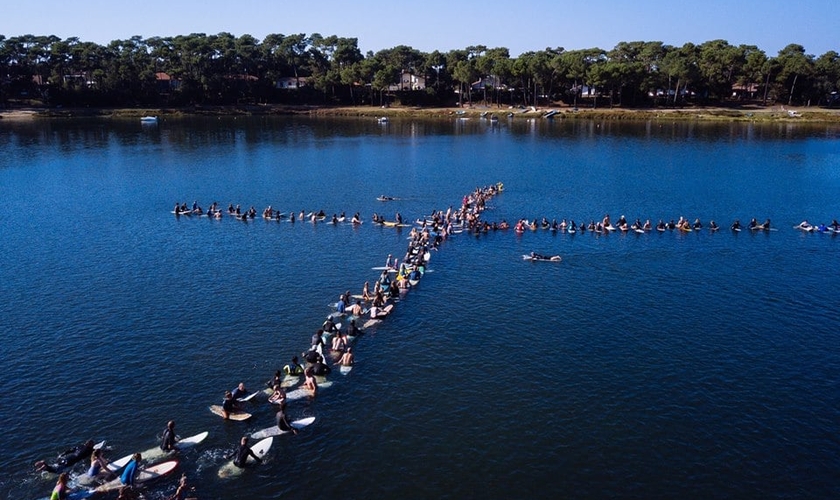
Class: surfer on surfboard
274,403,297,435
233,437,262,468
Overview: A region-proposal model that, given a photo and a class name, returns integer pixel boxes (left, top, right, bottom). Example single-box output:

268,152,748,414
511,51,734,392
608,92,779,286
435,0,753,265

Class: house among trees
389,71,425,91
276,77,308,89
471,75,506,92
731,83,759,100
155,72,180,93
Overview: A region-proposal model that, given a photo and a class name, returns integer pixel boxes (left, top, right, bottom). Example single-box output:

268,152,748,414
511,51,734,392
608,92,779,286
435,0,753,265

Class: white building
388,71,426,91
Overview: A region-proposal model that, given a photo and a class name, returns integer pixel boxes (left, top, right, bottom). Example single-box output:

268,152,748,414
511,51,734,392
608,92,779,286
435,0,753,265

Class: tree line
1,33,838,109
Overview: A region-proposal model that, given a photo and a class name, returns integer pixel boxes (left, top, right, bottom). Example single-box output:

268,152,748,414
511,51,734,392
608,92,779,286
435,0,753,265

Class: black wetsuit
275,410,293,432
233,444,261,468
311,362,331,376
303,350,320,364
310,332,323,347
160,427,176,451
57,443,94,467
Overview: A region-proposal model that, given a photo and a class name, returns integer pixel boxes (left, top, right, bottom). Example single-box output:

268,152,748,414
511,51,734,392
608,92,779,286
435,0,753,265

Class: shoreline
3,103,840,123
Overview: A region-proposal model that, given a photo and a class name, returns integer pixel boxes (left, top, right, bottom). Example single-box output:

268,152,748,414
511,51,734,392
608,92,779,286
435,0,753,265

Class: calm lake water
1,115,839,499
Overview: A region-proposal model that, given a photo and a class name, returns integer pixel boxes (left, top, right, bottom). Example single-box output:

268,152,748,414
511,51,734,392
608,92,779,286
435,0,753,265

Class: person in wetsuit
233,437,262,468
274,402,297,434
160,420,177,452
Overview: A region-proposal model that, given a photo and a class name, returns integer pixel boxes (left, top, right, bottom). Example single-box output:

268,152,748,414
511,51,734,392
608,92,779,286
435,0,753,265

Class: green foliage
0,32,836,109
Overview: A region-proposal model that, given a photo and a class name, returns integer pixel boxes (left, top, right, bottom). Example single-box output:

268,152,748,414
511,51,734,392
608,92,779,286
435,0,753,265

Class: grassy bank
3,103,840,123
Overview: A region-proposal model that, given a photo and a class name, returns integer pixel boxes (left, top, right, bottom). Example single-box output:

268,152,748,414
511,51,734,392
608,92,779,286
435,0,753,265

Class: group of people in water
38,430,193,500
39,183,504,499
173,201,367,225
469,214,837,235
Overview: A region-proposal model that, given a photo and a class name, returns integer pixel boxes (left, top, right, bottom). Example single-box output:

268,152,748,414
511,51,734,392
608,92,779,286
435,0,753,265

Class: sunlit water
1,116,839,499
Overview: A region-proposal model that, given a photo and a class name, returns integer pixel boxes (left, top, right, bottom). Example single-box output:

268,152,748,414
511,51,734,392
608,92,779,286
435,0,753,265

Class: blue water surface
0,116,838,499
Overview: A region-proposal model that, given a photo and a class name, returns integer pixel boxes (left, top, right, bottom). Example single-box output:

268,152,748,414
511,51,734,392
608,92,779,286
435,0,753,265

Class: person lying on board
35,439,96,473
530,252,561,261
731,219,742,231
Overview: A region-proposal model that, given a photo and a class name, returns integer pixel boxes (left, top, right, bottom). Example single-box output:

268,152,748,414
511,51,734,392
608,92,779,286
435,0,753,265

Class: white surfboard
285,380,333,401
218,437,273,478
97,460,178,492
106,431,208,473
339,365,353,375
237,391,260,403
209,405,252,421
250,417,316,439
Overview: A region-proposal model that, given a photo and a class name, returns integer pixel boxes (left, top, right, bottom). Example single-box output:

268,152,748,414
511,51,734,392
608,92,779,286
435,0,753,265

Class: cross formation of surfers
35,183,504,500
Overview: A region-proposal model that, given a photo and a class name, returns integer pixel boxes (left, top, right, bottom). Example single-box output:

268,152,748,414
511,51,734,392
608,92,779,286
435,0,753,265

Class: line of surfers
211,184,503,477
174,201,366,225
217,183,501,415
466,215,840,235
501,216,774,233
35,435,193,500
36,183,503,500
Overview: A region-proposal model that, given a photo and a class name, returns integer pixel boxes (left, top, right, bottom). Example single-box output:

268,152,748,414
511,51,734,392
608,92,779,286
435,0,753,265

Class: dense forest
1,33,838,109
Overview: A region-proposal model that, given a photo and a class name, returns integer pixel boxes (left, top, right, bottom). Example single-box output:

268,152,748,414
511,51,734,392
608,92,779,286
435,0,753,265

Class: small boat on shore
140,116,158,123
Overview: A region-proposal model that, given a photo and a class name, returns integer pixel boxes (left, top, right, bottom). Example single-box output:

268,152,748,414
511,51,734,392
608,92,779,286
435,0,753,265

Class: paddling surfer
35,439,96,473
